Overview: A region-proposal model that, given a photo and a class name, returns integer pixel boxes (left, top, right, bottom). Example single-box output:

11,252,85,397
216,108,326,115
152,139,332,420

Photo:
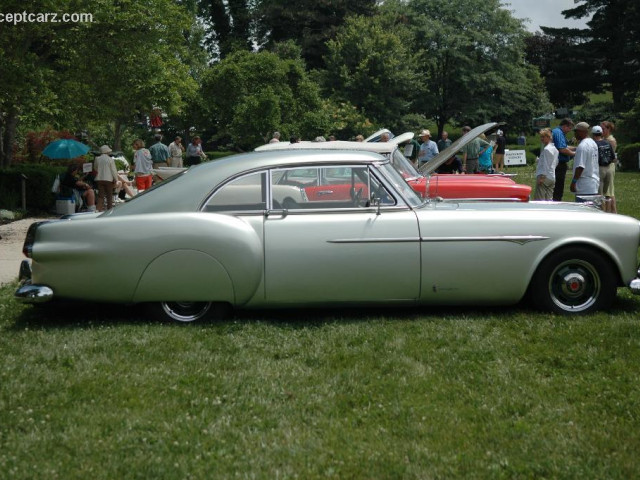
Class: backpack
595,139,615,166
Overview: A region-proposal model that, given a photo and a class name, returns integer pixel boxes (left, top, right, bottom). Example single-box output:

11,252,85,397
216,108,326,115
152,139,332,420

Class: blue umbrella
42,139,90,159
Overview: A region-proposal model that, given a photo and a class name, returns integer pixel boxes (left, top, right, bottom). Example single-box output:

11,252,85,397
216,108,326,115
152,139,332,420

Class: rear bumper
14,260,54,304
630,267,640,295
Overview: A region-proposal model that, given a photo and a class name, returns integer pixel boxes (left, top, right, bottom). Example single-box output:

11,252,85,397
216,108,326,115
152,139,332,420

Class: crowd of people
536,118,618,212
58,120,621,214
58,134,210,213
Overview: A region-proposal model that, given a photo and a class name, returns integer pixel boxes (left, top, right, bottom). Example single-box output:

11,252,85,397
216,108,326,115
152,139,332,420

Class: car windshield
376,162,424,208
389,149,421,180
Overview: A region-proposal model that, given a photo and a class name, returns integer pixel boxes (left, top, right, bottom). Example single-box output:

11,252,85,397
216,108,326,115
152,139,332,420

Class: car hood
418,122,498,175
390,132,415,145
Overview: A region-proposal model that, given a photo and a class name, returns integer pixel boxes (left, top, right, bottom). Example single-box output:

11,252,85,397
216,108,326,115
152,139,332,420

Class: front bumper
14,260,54,304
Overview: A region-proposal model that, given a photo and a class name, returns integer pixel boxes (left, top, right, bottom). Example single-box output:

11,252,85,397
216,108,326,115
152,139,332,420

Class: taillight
22,222,43,258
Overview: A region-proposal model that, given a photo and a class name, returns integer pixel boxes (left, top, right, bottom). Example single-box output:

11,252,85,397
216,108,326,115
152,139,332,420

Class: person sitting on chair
60,163,96,212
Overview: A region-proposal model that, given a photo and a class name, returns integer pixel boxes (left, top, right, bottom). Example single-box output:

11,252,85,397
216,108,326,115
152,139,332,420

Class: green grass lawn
2,169,640,479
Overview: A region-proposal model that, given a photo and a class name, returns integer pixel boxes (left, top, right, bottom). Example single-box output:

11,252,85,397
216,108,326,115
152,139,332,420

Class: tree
524,31,592,108
323,15,418,132
198,0,253,59
256,0,377,69
542,0,640,112
393,0,550,134
71,1,198,150
0,0,199,166
200,50,329,149
619,93,640,143
0,0,78,167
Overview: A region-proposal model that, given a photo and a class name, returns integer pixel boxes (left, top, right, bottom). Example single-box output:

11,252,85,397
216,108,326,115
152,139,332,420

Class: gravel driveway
0,217,53,286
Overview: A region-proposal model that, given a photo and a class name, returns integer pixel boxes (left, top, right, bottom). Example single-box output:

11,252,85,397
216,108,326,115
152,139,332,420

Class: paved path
0,218,53,286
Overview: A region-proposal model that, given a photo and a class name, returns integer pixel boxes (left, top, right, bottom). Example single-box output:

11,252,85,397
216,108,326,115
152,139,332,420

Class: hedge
0,164,66,211
204,151,235,160
618,143,640,171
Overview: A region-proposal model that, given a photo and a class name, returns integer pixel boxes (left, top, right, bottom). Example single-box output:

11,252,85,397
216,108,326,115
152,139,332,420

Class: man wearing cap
417,129,439,166
593,125,617,213
93,145,119,211
570,122,599,200
460,125,490,174
551,118,576,201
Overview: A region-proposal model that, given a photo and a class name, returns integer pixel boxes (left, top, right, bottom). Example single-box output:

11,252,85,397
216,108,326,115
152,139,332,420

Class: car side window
204,172,266,212
270,166,396,210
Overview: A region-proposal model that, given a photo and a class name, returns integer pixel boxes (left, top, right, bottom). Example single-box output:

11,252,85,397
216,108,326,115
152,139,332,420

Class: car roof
255,140,399,154
254,123,499,176
105,149,387,217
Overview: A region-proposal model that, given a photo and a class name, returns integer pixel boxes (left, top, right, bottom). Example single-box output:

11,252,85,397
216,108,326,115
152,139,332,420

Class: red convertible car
256,124,532,202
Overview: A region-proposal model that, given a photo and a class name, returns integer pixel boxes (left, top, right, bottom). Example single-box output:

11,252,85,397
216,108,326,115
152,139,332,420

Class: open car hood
418,122,498,175
365,128,393,142
390,132,415,146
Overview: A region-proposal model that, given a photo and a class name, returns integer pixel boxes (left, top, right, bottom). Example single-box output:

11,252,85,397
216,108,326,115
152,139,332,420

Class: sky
505,0,592,32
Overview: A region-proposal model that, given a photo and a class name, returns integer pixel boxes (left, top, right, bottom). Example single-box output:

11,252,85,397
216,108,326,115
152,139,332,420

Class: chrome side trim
328,235,549,245
420,235,550,245
328,237,421,244
441,197,523,203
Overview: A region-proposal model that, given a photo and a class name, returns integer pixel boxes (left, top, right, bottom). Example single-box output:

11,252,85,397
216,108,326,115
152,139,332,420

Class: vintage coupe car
256,124,532,202
15,148,640,322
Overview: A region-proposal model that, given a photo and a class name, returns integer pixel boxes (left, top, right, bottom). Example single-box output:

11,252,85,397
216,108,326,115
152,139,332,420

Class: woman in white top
534,128,559,201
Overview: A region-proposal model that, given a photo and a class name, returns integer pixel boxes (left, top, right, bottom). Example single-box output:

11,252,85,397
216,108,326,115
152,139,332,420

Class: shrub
204,151,235,161
618,143,640,171
14,128,76,164
0,164,66,211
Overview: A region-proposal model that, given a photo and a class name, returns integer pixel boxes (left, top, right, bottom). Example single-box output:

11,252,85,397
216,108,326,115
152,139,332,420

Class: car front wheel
148,301,230,323
530,247,617,314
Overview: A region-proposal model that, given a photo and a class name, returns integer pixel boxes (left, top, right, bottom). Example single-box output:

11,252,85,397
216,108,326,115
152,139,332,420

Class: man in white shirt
570,122,599,199
417,129,439,166
168,136,185,167
534,128,558,200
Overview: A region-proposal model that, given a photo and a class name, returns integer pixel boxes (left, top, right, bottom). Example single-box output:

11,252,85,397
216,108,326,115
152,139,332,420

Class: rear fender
133,250,235,303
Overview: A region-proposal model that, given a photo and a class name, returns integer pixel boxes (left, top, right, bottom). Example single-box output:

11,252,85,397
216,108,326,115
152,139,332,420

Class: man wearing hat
551,118,576,201
593,125,617,212
570,122,599,200
417,129,439,166
93,145,119,211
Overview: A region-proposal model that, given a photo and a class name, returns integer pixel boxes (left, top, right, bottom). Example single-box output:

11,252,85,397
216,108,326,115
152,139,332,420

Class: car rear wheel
530,247,617,314
148,301,230,323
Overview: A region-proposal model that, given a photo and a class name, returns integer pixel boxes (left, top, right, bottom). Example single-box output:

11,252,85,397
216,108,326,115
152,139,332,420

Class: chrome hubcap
549,260,600,312
161,302,211,322
562,272,586,297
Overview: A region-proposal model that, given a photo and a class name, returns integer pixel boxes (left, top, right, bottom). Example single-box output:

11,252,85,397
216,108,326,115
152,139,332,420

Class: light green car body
16,148,640,318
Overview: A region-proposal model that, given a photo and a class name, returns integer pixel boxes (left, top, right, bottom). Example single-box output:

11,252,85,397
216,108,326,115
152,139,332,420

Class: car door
264,165,421,304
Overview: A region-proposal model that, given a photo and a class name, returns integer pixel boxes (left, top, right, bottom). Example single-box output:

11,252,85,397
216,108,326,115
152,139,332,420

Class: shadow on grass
9,290,639,332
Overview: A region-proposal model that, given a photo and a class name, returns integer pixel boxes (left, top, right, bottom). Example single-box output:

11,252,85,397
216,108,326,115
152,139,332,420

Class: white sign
504,149,527,166
82,162,93,173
